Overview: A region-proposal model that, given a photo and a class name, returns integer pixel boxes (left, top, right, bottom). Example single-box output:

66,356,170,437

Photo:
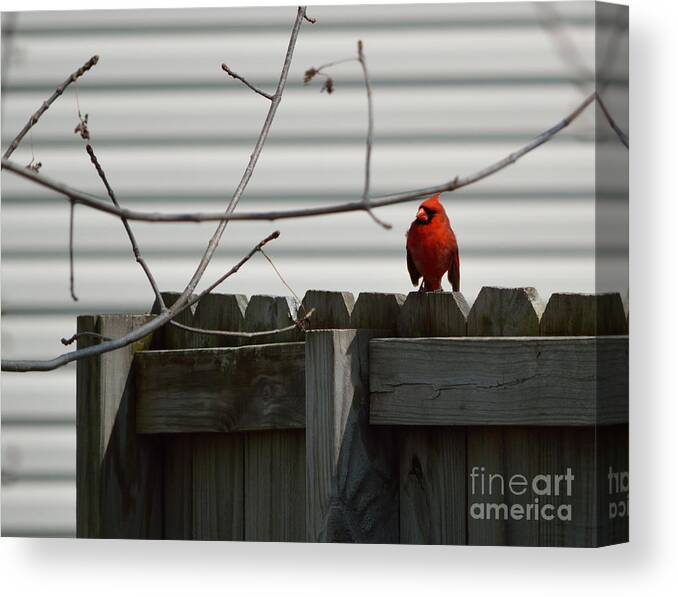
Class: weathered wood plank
76,314,162,539
370,336,629,426
395,289,469,545
163,434,193,540
192,293,248,348
540,292,628,335
135,343,306,433
350,292,405,332
539,291,628,546
192,433,245,541
302,290,355,329
397,291,469,337
468,286,544,336
399,427,466,544
244,429,306,542
242,294,307,543
244,294,304,343
306,329,399,543
465,287,543,545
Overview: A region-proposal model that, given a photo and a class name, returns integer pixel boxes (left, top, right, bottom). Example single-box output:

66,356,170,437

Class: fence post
305,292,401,543
395,291,469,544
76,314,162,538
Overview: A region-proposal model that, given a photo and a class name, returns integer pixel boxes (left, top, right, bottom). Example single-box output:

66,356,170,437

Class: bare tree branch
82,136,166,310
170,307,315,339
356,40,391,229
61,331,112,346
221,63,274,100
1,91,598,226
68,202,78,301
1,6,309,372
534,2,629,149
2,55,99,159
2,229,281,372
595,92,629,149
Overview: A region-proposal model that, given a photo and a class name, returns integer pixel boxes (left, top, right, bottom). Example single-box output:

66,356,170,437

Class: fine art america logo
469,466,630,522
469,466,574,521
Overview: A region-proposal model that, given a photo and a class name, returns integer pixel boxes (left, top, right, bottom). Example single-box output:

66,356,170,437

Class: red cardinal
406,194,460,292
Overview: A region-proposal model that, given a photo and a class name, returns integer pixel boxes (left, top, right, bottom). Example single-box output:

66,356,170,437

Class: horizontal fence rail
76,286,629,546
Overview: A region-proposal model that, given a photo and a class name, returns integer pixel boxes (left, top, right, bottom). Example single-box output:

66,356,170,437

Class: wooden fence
76,287,628,546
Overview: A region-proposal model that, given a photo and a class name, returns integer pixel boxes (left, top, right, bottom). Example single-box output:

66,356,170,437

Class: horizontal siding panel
1,199,626,257
2,425,75,480
2,87,608,144
1,481,75,537
8,3,594,32
1,369,75,422
5,27,596,87
1,141,601,199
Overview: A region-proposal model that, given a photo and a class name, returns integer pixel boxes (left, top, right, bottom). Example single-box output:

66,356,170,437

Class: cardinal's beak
416,207,428,222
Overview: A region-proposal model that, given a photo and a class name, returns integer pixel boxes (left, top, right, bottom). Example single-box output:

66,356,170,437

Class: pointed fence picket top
540,292,628,335
397,291,469,337
467,286,544,336
390,289,470,545
301,290,355,330
350,292,406,333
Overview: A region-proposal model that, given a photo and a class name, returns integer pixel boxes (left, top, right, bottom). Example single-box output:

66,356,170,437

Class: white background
0,0,676,595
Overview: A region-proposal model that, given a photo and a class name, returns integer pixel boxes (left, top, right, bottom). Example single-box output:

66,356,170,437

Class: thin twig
535,3,629,149
356,40,391,229
61,331,112,346
221,64,273,100
83,139,166,310
3,55,99,160
170,308,315,338
2,230,281,372
69,201,78,301
2,91,598,226
1,7,309,373
303,13,316,24
260,248,303,308
595,92,629,149
534,3,592,93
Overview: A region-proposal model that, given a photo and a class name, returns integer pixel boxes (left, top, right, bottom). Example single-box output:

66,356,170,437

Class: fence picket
396,290,468,545
242,295,306,542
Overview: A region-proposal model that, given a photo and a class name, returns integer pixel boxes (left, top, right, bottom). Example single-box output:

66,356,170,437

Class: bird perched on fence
406,193,460,292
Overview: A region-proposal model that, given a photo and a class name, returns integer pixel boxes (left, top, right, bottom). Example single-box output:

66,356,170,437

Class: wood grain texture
163,434,193,539
151,291,200,349
241,293,307,543
244,429,306,542
76,314,162,538
399,427,466,544
244,294,304,343
305,329,399,543
135,343,306,433
192,433,245,540
397,291,469,337
467,286,544,336
192,293,248,348
540,292,627,335
301,290,355,329
394,287,468,546
350,292,405,332
370,337,629,426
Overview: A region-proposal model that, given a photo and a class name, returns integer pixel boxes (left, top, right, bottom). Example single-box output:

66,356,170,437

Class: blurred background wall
1,2,627,536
